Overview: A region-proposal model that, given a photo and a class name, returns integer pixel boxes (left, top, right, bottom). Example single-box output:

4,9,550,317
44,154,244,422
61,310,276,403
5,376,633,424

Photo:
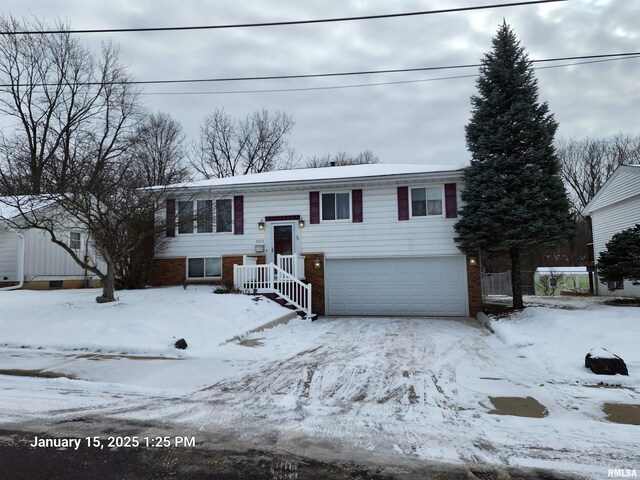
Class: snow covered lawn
0,286,292,356
0,292,638,478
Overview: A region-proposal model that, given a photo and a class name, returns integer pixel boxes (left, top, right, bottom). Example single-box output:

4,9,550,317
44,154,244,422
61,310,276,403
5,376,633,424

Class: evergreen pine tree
597,224,640,287
455,21,574,309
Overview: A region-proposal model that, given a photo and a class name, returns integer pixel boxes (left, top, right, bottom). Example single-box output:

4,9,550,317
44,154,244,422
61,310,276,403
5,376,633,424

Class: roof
583,164,640,215
156,163,464,192
0,196,55,220
535,267,588,275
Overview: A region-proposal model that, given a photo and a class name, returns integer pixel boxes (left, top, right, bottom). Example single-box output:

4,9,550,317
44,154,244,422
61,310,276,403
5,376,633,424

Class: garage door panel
325,257,468,316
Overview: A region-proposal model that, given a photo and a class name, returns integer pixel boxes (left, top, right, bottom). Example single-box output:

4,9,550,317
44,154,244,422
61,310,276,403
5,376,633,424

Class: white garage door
325,256,468,316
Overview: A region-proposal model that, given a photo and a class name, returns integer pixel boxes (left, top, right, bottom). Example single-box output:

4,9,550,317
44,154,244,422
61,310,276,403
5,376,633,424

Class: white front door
266,221,297,264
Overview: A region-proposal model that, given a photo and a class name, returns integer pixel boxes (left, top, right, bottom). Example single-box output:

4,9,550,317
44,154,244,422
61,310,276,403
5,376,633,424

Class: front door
267,222,296,263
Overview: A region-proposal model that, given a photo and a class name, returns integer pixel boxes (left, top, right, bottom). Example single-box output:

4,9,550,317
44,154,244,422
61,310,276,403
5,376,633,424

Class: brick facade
149,258,186,286
221,256,244,286
467,252,482,316
303,252,325,316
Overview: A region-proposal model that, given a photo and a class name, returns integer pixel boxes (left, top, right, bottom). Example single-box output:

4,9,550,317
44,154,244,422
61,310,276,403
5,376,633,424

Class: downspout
0,231,25,291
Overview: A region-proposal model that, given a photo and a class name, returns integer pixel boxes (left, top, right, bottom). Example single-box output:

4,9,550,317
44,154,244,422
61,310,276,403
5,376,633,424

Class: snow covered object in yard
585,347,629,376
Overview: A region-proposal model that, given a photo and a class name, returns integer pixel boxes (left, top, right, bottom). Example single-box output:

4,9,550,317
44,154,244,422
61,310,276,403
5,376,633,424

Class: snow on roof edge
155,163,465,191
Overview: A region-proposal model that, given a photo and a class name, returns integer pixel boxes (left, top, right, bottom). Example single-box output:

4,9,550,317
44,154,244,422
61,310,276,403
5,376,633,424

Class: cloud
3,0,638,168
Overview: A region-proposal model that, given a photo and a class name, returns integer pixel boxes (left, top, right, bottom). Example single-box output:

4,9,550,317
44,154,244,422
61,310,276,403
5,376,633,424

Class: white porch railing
276,254,305,279
233,262,312,319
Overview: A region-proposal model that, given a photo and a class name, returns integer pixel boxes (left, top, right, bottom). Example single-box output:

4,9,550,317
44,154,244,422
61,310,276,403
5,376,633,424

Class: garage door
325,256,468,316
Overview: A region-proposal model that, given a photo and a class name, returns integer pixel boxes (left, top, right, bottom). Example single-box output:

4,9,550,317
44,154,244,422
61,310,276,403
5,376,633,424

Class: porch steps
262,292,318,321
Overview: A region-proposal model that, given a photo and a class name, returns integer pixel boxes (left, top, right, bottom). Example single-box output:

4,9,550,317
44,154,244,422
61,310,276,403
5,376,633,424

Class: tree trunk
96,258,116,303
510,247,524,309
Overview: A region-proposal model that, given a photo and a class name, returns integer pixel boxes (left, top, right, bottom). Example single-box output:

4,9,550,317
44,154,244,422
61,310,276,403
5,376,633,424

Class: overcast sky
3,0,639,169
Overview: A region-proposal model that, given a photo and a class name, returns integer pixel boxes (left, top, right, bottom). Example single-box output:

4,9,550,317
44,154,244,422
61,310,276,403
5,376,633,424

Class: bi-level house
150,164,482,318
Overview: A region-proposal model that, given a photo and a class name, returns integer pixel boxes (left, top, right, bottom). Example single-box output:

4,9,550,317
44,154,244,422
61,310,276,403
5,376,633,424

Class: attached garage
324,256,468,316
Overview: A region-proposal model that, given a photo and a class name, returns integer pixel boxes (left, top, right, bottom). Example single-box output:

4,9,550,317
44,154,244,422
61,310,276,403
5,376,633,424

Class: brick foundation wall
149,258,186,286
303,253,325,316
467,253,482,316
222,256,244,285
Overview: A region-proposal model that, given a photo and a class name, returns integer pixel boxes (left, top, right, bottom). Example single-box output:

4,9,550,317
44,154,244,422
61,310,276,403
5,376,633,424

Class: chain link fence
481,271,535,297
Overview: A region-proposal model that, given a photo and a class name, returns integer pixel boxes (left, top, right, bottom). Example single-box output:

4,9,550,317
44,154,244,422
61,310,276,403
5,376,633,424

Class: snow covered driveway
1,291,638,478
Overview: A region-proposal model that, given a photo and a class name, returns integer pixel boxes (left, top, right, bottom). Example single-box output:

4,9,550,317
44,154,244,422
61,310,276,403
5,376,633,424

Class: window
177,199,232,234
411,187,443,217
187,257,222,279
197,200,213,233
321,192,350,221
69,231,81,250
607,279,624,291
216,199,232,233
178,200,194,234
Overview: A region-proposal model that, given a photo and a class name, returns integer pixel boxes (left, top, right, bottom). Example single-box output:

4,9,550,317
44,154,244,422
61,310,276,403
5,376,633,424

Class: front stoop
262,292,319,321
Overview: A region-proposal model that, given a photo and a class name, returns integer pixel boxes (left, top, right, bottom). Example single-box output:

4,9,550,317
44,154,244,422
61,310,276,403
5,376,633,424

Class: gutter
0,230,25,291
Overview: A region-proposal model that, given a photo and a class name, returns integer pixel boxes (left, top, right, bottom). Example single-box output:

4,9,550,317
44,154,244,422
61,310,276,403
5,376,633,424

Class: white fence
276,254,305,279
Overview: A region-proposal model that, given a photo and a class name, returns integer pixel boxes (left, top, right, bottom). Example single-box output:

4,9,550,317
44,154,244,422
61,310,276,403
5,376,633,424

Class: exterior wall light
258,220,265,231
313,256,321,269
298,219,305,228
469,256,478,266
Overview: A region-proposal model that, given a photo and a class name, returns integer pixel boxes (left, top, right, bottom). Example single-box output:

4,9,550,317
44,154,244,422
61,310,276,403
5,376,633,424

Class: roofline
583,164,640,215
158,168,466,195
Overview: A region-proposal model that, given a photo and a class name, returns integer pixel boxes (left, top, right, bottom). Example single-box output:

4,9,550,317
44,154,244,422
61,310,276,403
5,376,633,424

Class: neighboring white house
150,164,481,317
0,198,103,290
583,164,640,297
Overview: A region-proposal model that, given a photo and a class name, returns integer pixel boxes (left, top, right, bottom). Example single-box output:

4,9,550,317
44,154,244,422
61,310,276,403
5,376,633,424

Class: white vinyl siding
586,167,640,213
0,229,20,282
159,182,461,260
590,195,640,297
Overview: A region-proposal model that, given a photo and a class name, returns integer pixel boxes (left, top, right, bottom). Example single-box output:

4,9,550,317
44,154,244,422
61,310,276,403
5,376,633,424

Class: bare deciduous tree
0,15,169,302
305,150,379,168
129,111,190,187
557,134,640,215
191,108,296,178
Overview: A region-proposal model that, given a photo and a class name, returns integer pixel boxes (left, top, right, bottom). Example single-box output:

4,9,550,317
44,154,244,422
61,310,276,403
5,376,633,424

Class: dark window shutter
310,191,320,224
397,186,409,221
233,195,244,235
166,199,176,237
444,183,458,218
352,189,363,222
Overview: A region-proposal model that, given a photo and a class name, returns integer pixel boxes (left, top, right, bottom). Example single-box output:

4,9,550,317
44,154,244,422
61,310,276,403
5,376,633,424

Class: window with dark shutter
233,196,244,235
166,199,176,237
310,191,320,224
352,189,363,222
397,186,409,221
444,183,458,218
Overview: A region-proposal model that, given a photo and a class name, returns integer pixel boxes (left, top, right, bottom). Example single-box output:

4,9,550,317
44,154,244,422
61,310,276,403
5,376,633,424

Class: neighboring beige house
150,164,482,318
583,164,640,298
